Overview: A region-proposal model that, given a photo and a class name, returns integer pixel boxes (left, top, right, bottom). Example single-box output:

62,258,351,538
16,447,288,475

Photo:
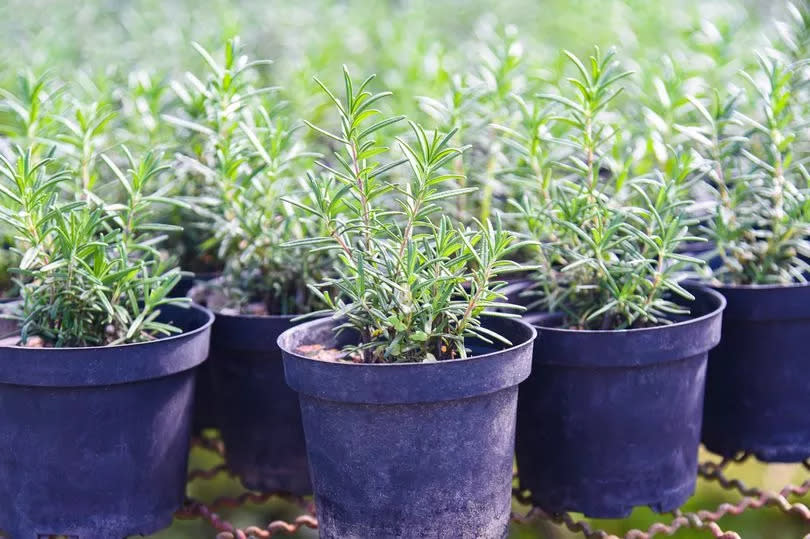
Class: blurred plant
174,39,330,314
0,233,16,296
48,99,118,197
0,71,63,155
512,48,703,329
0,146,186,346
775,2,810,63
163,37,277,273
629,55,701,173
417,23,526,224
115,70,178,150
289,68,529,363
684,53,810,285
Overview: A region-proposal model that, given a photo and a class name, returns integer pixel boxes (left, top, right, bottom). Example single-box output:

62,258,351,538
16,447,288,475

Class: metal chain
180,437,810,539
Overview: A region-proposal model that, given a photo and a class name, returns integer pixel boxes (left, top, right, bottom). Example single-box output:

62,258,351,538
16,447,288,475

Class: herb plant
171,39,330,315
290,68,529,363
682,53,810,285
0,146,186,346
510,48,703,330
162,38,266,274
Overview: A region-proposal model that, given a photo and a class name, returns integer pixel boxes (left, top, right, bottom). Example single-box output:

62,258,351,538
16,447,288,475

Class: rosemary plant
289,68,528,363
0,146,186,346
511,48,703,330
682,53,810,285
170,39,329,315
162,37,274,274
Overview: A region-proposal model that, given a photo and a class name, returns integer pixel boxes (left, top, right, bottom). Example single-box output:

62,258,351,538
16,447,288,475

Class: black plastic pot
208,313,311,493
278,316,536,539
0,304,213,538
515,284,725,518
702,282,810,462
168,271,219,435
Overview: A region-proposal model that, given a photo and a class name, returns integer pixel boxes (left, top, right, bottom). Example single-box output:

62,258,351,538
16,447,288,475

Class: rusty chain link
181,435,810,539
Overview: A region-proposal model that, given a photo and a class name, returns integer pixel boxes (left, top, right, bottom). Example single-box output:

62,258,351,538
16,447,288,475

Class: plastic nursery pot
207,313,312,494
702,282,810,462
0,304,213,539
515,284,725,518
169,271,220,436
278,315,536,539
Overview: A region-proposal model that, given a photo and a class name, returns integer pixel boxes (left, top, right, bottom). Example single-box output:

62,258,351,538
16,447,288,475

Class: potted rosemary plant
176,40,330,494
277,69,537,538
507,49,725,518
683,53,810,462
0,147,212,537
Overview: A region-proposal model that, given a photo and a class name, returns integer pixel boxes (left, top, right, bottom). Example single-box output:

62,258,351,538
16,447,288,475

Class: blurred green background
1,0,808,537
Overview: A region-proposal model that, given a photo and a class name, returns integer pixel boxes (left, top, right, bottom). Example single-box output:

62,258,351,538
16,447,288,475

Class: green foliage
170,39,330,315
162,37,274,274
776,2,810,62
0,0,805,536
0,71,61,149
417,23,527,223
44,99,118,197
290,68,528,363
683,53,810,285
0,236,14,296
0,146,186,346
511,49,703,329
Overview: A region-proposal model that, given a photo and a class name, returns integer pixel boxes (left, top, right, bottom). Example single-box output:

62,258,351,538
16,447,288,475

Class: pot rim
280,314,536,403
278,313,537,368
0,302,214,351
527,283,726,335
213,310,298,321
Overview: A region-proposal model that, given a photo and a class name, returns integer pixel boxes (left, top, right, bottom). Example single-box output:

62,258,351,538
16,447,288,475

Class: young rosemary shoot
288,67,529,363
0,71,62,156
0,146,187,346
511,48,703,330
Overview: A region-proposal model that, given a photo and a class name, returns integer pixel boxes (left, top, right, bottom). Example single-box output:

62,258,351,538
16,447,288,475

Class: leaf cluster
290,68,529,363
682,53,810,285
0,146,186,346
510,48,703,329
167,39,332,314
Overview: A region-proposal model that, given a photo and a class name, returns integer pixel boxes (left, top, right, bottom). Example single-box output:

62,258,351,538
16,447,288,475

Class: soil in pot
515,284,726,518
702,281,810,462
0,304,213,538
278,315,536,539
